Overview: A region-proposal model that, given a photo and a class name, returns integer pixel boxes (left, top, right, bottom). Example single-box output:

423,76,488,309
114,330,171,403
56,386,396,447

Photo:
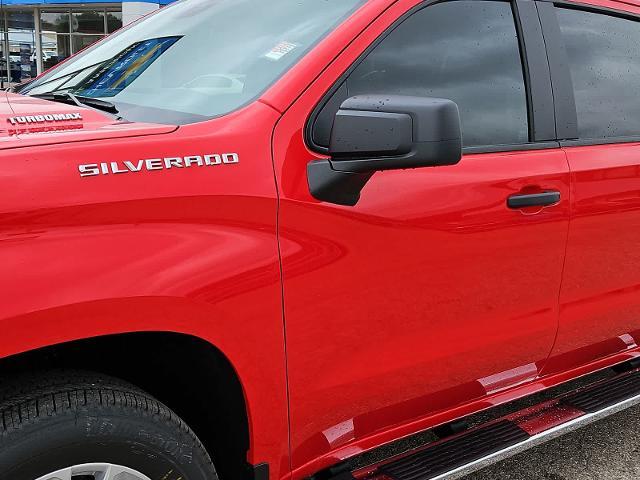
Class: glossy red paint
276,143,569,474
272,25,570,475
0,92,175,143
580,0,640,13
269,0,562,475
272,0,640,476
543,142,640,376
0,95,290,477
2,0,640,479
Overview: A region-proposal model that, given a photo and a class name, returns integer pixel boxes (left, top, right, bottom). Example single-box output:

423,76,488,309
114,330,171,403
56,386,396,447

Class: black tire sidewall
0,396,215,480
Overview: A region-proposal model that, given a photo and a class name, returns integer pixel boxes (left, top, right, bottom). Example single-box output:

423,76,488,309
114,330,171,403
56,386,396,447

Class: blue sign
77,36,180,98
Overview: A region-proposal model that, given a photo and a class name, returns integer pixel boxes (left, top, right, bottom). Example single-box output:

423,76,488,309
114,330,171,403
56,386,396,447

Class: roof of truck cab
565,0,640,10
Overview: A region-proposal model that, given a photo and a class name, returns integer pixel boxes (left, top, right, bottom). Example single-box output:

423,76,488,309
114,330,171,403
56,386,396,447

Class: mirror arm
307,159,374,206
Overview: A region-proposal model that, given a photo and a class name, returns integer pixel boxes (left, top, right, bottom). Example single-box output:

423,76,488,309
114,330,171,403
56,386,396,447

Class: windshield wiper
20,60,107,95
31,92,121,117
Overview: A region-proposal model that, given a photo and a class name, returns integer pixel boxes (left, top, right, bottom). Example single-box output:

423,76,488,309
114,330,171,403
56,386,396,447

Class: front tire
0,371,218,480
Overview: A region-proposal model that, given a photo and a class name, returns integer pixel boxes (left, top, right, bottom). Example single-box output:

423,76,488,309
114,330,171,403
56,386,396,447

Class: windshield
22,0,367,125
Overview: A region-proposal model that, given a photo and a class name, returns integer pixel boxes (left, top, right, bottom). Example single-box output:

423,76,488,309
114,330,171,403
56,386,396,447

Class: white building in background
0,0,171,84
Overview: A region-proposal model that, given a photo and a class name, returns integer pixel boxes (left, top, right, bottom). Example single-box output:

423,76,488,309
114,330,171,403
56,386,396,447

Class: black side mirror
308,95,462,206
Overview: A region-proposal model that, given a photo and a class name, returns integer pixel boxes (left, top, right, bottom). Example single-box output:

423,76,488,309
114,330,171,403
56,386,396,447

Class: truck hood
0,91,177,149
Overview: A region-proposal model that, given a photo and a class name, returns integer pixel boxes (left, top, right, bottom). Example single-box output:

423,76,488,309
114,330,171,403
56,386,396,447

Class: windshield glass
22,0,367,125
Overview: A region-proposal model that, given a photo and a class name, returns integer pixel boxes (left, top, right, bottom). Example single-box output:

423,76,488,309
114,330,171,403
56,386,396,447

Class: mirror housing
330,95,462,172
308,95,463,206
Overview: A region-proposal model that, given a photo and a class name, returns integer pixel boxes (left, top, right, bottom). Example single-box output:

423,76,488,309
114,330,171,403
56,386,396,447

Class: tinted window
557,8,640,139
317,1,529,148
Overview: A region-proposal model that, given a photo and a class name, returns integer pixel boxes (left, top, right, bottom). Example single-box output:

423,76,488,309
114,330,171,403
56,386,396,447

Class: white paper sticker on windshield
264,41,299,61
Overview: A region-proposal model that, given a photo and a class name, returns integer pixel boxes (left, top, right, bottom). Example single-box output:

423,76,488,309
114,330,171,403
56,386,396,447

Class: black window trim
539,0,640,22
561,136,640,148
538,0,640,147
464,141,560,154
304,0,559,156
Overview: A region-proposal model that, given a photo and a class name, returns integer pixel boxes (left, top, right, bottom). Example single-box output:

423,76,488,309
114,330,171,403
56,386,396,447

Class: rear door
273,0,569,470
538,2,640,375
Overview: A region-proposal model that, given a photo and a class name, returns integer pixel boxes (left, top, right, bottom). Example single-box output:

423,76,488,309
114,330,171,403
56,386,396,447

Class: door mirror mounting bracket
307,159,374,207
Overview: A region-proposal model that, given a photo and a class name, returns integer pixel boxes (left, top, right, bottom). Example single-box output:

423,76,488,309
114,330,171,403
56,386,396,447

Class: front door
273,0,569,470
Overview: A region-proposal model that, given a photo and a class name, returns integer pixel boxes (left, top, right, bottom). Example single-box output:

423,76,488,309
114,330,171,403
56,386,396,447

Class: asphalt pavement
465,404,640,480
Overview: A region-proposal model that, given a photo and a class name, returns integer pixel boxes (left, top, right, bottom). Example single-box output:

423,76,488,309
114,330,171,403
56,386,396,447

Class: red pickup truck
2,0,640,479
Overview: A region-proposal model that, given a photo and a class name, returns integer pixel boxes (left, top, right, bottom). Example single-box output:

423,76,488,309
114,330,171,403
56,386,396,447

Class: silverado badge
78,153,240,177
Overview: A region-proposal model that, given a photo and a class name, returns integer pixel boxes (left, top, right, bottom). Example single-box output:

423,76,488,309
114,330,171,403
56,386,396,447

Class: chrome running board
318,367,640,480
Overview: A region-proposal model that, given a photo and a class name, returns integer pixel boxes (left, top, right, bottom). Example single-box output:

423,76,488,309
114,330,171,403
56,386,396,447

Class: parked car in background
30,51,57,64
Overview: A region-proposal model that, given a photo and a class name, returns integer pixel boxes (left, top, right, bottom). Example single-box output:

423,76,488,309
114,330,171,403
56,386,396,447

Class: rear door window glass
557,8,640,139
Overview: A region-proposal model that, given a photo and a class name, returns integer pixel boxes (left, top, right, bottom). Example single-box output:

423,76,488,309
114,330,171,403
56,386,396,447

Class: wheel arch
0,331,256,480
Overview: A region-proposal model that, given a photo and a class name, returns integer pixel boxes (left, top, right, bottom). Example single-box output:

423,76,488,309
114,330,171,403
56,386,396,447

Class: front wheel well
0,332,252,480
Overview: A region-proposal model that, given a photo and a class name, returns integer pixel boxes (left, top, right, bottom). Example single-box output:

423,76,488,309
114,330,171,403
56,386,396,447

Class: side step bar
331,367,640,480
